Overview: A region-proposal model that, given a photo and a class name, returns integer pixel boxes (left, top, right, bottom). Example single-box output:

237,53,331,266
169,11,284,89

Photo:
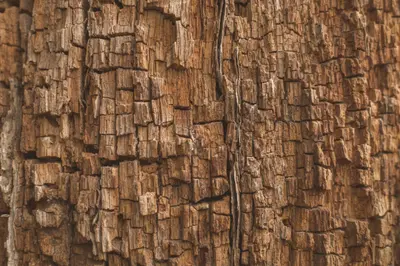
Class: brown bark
0,0,400,265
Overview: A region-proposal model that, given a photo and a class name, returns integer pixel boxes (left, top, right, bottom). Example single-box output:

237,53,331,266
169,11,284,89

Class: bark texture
1,0,400,265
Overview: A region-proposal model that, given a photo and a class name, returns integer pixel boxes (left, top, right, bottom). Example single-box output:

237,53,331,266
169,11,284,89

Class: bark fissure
6,79,23,266
214,0,226,99
230,43,242,266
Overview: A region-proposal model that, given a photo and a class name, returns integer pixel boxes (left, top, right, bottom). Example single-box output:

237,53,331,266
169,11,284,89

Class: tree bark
0,0,400,265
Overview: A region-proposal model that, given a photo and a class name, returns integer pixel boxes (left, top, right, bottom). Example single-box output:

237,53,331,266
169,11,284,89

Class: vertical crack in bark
217,1,242,264
81,0,91,116
82,0,100,258
214,0,226,99
230,43,242,266
215,0,241,264
6,78,23,266
199,0,204,40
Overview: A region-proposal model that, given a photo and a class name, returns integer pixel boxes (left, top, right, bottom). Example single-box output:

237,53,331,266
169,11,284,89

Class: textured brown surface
0,0,400,265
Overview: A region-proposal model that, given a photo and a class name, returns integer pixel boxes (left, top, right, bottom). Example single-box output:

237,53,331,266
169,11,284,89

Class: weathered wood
0,0,400,265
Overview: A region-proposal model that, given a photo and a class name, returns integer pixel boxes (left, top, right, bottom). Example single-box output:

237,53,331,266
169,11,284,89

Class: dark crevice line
219,5,241,266
82,0,103,259
230,40,242,266
195,190,230,205
114,0,123,9
214,0,226,100
70,0,92,263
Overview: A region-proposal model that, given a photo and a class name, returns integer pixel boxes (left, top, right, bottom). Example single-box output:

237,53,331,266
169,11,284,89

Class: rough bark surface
1,0,400,265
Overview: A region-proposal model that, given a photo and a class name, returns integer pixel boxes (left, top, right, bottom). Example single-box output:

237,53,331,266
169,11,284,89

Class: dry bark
0,0,400,265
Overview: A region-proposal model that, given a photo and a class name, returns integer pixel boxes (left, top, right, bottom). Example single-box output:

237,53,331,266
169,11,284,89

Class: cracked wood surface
0,0,400,265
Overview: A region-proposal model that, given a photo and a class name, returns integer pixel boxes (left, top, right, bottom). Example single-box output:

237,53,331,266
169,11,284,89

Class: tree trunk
0,0,400,265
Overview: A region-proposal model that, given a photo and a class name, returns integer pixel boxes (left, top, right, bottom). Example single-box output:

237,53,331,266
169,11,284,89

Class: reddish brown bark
0,0,400,265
